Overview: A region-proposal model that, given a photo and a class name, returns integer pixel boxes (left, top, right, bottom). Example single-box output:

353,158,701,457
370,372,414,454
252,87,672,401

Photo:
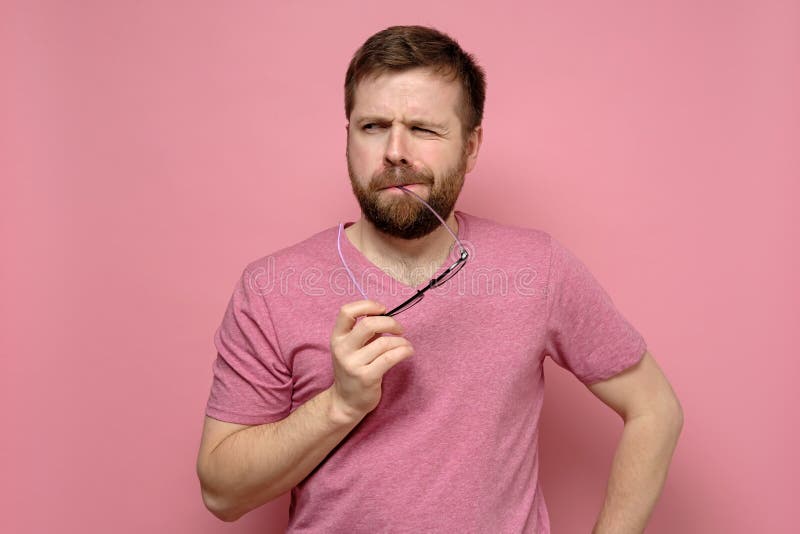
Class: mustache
369,166,434,191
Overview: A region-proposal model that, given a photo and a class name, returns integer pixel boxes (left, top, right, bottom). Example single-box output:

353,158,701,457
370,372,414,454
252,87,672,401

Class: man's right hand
328,300,415,424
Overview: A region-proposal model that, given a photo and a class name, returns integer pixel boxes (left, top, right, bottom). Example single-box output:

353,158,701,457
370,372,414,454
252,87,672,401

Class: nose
384,125,410,167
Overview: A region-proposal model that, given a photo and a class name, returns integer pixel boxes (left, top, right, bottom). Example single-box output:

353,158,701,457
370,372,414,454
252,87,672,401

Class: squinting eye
413,127,434,134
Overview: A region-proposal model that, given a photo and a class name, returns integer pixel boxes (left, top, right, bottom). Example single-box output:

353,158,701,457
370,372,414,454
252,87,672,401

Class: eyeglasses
336,184,469,317
380,247,468,316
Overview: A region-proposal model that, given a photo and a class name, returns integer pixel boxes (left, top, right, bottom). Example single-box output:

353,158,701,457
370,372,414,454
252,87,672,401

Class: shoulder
241,224,339,276
458,210,554,258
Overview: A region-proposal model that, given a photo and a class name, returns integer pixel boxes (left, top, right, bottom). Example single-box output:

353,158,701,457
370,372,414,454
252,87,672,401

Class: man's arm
196,300,415,522
197,389,360,522
586,350,684,534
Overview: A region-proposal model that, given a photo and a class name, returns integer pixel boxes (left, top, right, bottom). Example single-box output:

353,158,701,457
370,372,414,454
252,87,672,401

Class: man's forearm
199,387,362,522
592,410,683,534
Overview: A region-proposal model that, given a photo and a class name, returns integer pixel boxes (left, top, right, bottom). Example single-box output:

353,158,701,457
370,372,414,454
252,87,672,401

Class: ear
464,125,483,174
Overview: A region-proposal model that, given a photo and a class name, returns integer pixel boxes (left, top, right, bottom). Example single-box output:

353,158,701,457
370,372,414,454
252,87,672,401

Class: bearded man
196,25,683,534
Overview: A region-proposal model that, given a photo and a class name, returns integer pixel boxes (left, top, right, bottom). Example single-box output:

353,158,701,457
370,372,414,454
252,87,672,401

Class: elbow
629,395,684,437
674,400,684,430
201,486,243,523
197,464,244,522
667,393,685,432
199,474,284,522
673,401,685,436
196,451,286,521
202,486,285,522
197,453,244,522
659,396,684,440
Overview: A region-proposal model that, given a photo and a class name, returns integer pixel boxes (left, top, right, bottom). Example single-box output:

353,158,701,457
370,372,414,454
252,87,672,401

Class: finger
363,343,415,380
347,315,405,350
332,300,387,338
351,334,412,367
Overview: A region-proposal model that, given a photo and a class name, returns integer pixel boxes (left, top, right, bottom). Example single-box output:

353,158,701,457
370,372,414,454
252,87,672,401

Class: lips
379,183,425,190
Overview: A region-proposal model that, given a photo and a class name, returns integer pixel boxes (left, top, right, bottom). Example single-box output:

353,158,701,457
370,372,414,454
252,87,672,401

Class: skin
196,66,683,531
587,351,683,533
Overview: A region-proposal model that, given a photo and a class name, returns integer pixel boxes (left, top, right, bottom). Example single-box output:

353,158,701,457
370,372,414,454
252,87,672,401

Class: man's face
346,67,480,239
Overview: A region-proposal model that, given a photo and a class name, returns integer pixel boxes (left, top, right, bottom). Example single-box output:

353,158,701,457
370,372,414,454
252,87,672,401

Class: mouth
379,183,427,191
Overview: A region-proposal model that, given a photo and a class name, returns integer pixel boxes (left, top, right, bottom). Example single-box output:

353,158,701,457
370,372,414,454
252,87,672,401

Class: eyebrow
354,115,449,131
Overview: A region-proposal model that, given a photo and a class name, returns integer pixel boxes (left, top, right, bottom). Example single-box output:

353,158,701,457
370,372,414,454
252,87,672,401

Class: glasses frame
381,248,469,317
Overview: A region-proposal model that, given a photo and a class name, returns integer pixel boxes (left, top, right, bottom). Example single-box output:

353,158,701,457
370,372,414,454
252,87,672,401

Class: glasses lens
431,257,466,288
386,292,424,316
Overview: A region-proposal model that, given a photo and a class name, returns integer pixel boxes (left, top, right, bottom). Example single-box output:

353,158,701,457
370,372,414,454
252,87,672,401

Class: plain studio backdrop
1,1,797,533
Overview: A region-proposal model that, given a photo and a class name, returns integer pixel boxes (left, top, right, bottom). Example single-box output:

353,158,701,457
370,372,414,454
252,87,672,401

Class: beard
347,152,467,240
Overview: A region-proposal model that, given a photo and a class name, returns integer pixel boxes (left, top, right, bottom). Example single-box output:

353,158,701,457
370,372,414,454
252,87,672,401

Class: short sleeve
542,235,647,385
205,266,292,424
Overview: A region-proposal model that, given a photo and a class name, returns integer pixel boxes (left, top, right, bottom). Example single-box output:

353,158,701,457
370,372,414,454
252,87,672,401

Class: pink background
2,1,797,533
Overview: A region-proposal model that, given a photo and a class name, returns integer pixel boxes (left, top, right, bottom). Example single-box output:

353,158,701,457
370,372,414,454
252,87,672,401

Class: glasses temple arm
395,185,467,252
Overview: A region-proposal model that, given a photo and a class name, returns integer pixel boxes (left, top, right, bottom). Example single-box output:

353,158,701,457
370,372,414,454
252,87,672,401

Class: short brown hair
344,25,486,137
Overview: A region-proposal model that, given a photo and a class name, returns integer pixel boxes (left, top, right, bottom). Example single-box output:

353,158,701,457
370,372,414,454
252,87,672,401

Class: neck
345,212,460,269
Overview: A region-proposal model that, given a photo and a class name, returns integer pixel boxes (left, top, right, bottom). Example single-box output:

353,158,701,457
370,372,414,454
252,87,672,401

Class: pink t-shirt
205,210,647,533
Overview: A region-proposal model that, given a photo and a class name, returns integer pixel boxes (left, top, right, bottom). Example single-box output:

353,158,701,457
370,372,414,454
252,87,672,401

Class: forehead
351,67,463,123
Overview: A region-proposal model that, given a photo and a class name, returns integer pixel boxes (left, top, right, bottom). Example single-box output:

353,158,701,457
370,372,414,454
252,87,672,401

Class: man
196,25,683,533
